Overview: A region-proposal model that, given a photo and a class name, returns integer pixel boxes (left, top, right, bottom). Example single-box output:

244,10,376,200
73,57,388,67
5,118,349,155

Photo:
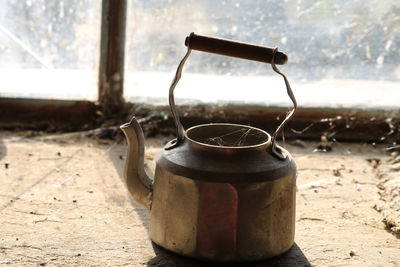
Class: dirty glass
0,0,100,99
125,0,400,107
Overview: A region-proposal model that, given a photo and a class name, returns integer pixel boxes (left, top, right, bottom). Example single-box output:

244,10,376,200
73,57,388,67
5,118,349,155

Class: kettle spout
120,117,153,210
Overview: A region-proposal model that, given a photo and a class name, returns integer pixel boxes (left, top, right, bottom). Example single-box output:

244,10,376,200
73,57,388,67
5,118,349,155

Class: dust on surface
373,152,400,235
0,131,399,266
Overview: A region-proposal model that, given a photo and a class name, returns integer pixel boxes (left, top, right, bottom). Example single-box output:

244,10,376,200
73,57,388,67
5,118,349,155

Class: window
0,0,101,100
125,0,400,108
0,0,398,140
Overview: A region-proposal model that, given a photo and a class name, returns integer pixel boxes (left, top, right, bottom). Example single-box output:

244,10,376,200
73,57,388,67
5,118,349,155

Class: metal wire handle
167,47,297,159
270,48,297,159
167,47,192,149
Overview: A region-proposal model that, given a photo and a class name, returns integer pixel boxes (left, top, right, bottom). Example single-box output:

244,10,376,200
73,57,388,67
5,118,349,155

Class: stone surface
0,132,399,266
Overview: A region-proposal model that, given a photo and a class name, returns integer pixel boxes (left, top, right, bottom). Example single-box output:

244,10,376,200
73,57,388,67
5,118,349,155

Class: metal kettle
120,33,297,261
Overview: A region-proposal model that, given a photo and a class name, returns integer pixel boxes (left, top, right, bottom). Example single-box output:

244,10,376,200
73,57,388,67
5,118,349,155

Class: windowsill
0,69,97,101
126,72,400,109
1,69,399,110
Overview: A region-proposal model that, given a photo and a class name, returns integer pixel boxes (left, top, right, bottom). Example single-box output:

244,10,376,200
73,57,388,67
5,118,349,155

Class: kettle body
151,123,296,261
121,121,296,261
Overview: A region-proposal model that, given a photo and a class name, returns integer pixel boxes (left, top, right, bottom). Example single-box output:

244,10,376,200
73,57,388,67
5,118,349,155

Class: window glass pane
125,0,400,108
0,0,100,100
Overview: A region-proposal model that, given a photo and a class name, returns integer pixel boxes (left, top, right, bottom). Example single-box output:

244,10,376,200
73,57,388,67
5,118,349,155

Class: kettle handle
185,32,288,65
167,33,297,159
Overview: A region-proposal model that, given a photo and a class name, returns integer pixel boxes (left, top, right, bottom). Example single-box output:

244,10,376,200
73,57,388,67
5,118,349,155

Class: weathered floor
0,132,399,266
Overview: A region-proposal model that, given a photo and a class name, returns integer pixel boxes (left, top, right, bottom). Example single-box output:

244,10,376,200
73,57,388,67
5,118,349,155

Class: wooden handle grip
185,32,288,65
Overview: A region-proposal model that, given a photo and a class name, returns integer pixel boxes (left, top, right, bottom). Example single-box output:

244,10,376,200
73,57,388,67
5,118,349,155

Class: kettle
120,33,297,261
